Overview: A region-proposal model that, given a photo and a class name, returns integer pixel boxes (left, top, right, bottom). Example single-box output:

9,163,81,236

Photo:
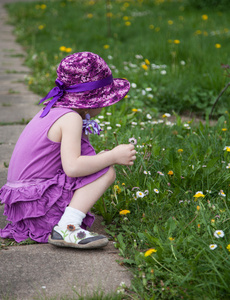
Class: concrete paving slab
0,207,131,300
0,168,8,187
0,124,25,143
0,2,132,299
0,125,25,170
0,104,40,123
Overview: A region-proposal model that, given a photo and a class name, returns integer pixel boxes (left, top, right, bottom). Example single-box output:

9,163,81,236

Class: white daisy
136,191,145,198
214,230,224,238
209,244,217,250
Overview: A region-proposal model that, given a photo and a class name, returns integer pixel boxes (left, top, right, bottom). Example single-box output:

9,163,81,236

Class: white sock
58,206,86,228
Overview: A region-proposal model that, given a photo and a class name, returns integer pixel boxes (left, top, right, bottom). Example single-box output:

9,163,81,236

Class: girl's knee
106,166,116,185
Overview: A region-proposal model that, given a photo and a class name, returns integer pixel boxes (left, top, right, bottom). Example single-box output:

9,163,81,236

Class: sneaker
48,224,109,249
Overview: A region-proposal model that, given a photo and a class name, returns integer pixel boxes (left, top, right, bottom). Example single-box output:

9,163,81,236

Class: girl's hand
111,144,136,166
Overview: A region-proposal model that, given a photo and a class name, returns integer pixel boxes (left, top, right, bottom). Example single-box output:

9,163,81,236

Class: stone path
0,1,131,299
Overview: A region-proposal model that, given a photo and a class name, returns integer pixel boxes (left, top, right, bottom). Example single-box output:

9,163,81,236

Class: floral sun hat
39,52,130,117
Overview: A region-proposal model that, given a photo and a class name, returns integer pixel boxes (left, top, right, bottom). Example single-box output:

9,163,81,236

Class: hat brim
47,78,130,110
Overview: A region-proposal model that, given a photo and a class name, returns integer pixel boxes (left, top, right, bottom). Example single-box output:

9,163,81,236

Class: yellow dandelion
144,59,150,65
155,27,160,32
103,44,110,49
197,224,201,228
174,40,180,44
119,210,130,215
226,244,230,252
40,4,47,9
222,128,227,131
215,43,221,49
178,149,183,153
87,13,93,18
224,146,230,152
197,205,200,211
169,237,175,241
28,79,33,85
195,30,202,35
65,47,72,53
125,21,131,26
168,170,174,175
123,16,130,21
38,25,45,30
59,46,66,52
141,64,148,71
202,14,208,20
132,108,138,112
106,12,113,17
123,2,130,8
114,185,121,194
149,24,154,29
211,219,215,223
122,183,125,186
144,248,157,257
168,20,173,25
193,191,205,199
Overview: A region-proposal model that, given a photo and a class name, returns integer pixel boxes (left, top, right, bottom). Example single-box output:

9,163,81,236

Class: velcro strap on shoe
78,235,106,245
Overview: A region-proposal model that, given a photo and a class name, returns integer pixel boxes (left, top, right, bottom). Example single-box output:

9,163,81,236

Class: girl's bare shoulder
48,111,82,142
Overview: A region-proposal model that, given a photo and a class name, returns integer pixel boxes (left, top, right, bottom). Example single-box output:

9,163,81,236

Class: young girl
0,52,136,249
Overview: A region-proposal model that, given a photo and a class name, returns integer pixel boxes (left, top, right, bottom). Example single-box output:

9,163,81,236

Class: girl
0,52,136,249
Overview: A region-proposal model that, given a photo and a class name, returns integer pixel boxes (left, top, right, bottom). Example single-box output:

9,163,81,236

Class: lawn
3,0,230,299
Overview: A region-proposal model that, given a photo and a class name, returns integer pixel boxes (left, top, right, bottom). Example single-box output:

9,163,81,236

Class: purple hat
39,52,130,117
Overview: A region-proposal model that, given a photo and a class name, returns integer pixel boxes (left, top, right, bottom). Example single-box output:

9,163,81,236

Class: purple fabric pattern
39,75,113,117
42,52,130,110
0,108,109,243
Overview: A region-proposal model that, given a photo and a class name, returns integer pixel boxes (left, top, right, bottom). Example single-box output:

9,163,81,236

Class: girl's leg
48,166,116,249
69,166,116,214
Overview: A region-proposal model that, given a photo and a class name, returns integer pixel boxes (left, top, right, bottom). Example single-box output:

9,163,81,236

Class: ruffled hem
0,167,109,243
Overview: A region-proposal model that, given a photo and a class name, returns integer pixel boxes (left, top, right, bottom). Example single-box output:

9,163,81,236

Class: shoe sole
48,236,109,249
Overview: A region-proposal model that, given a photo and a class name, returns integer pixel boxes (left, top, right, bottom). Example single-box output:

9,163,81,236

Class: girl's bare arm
59,112,136,178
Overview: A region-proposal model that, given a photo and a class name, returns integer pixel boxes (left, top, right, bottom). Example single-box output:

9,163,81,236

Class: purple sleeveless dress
0,108,109,243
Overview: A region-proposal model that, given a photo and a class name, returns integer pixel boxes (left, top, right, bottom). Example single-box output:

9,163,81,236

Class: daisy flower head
146,113,152,120
218,190,226,197
223,146,230,152
136,191,145,198
157,171,164,176
129,137,137,145
154,188,159,194
214,230,225,238
131,83,137,88
162,113,171,118
209,244,217,250
144,170,151,175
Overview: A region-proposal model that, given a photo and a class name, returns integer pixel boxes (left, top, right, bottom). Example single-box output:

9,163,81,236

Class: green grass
90,105,230,299
5,0,230,117
3,0,230,299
